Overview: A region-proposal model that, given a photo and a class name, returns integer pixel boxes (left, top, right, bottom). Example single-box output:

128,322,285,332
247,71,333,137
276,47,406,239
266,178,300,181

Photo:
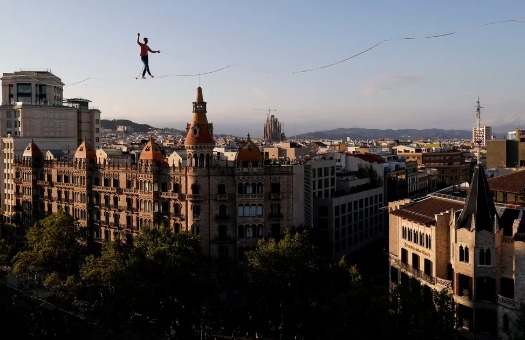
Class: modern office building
0,70,101,224
472,126,492,146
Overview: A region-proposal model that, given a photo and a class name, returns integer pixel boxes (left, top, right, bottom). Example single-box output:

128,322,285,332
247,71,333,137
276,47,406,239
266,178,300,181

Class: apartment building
388,163,525,339
0,70,101,223
11,87,298,262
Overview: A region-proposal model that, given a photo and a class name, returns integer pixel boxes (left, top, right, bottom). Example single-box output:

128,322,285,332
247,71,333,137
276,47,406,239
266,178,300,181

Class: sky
3,1,525,137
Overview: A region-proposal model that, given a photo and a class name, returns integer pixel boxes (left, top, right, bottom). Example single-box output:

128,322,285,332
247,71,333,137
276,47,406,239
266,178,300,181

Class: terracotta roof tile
391,196,465,226
487,170,525,194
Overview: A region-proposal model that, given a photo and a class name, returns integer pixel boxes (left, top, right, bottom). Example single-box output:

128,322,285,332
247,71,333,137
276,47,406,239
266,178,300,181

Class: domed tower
184,87,215,248
185,87,215,168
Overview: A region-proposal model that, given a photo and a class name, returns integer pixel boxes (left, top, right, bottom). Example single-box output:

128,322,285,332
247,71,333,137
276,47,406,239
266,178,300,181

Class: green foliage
75,226,211,338
388,278,458,340
0,238,14,267
357,163,382,187
11,210,87,292
246,229,321,294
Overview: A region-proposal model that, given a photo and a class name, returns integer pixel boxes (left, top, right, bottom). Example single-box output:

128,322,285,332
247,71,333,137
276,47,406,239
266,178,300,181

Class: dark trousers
141,56,151,76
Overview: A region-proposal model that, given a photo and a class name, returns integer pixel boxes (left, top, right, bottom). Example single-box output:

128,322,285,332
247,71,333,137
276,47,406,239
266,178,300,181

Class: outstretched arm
148,46,160,53
137,33,140,45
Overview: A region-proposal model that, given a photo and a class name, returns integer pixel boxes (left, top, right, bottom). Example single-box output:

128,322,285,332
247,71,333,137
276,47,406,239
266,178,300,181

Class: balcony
216,194,228,200
37,180,53,187
187,194,203,201
389,255,452,290
123,188,139,194
55,182,75,189
170,213,185,220
237,194,264,200
271,193,281,200
93,185,118,193
498,294,519,310
160,192,181,199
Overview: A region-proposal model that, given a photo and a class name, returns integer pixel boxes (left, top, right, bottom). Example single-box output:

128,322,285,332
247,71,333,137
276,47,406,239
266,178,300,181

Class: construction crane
252,108,277,117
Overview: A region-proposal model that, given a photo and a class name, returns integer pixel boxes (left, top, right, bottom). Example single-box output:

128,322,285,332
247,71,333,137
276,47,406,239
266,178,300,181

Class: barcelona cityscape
2,1,525,339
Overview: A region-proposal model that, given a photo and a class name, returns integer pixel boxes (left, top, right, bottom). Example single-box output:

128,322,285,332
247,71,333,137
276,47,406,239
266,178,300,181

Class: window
479,248,485,265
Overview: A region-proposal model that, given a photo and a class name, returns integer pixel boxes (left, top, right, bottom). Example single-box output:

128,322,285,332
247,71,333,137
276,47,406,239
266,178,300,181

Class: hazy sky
3,1,525,137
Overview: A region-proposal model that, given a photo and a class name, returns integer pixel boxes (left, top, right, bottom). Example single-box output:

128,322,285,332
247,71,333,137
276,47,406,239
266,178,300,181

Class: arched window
414,231,419,244
257,204,263,217
238,205,244,217
257,182,263,194
479,248,485,265
218,183,226,195
192,225,200,235
174,223,180,234
249,205,257,217
465,247,470,263
246,225,253,238
173,182,180,193
192,204,200,218
459,246,464,262
191,183,200,194
503,314,510,332
486,248,491,265
219,204,227,217
238,225,245,238
243,205,250,216
257,224,264,237
238,183,243,194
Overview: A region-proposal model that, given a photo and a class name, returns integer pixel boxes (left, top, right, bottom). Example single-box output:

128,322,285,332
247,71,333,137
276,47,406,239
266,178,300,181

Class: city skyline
3,1,525,137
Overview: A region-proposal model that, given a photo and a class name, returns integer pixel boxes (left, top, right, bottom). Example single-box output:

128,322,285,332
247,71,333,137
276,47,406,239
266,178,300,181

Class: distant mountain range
292,128,476,141
102,119,516,141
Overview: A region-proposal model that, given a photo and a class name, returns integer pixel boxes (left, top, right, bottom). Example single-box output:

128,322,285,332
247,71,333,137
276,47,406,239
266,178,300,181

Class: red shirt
138,42,153,56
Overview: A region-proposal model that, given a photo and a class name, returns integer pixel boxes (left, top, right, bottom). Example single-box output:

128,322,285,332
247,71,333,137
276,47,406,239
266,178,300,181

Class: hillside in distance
293,127,473,141
102,119,476,141
101,119,154,133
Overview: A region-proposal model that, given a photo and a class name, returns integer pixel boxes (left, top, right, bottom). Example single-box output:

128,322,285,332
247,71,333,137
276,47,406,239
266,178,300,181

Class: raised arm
137,33,141,45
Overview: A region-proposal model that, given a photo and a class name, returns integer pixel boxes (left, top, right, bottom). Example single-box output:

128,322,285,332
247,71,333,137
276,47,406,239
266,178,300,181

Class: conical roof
74,139,96,160
185,87,215,146
236,134,263,163
457,163,499,231
22,140,43,160
139,137,164,162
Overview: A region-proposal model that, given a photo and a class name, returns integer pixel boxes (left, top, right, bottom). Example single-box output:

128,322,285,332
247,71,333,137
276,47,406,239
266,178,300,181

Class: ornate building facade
11,87,297,261
388,163,525,339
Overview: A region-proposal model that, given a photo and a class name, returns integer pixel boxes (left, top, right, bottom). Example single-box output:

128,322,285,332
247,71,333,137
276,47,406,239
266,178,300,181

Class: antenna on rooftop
474,97,483,165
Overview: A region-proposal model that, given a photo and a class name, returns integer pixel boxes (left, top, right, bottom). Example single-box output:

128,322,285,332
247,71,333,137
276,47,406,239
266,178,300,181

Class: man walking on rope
137,33,160,79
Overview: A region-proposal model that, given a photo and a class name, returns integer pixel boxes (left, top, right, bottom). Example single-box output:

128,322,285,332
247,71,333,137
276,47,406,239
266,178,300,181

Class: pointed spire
196,86,203,103
457,163,498,231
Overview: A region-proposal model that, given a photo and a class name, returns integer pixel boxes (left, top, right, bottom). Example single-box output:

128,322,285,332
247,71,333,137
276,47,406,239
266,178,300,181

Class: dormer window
192,126,200,137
